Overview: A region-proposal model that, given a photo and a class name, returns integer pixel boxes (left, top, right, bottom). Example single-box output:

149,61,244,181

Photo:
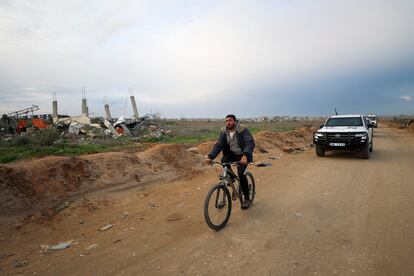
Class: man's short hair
226,114,237,121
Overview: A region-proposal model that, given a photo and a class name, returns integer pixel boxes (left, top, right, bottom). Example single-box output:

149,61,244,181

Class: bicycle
204,161,256,231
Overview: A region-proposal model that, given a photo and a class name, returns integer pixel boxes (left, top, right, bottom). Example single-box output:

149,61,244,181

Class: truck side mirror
320,124,324,129
367,123,373,128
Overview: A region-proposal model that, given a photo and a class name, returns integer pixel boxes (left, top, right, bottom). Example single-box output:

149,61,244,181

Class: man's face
225,117,236,129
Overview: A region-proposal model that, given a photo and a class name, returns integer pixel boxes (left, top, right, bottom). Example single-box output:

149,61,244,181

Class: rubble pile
0,113,172,144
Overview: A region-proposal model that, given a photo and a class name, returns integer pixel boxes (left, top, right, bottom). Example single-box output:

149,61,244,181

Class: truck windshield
325,117,363,127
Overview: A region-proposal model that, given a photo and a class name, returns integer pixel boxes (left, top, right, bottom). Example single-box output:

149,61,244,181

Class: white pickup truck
367,114,378,128
313,115,374,159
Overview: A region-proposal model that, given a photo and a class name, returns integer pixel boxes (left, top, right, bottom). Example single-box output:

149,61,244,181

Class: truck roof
329,114,362,118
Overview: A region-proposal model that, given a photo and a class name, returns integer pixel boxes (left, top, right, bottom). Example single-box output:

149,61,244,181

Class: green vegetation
141,133,219,144
0,143,115,164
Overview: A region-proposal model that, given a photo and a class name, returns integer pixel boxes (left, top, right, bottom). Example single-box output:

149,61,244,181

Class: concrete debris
104,119,119,137
114,115,126,126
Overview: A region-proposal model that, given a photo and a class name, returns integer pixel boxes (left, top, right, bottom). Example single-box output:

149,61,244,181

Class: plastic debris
54,201,70,213
49,241,72,250
255,163,272,167
86,244,98,251
268,156,280,160
99,224,113,231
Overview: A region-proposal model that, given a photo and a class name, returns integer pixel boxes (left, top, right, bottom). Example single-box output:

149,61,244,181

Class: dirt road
2,124,414,275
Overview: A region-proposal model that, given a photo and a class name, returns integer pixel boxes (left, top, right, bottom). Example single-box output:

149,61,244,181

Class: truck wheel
360,144,370,159
369,140,373,152
315,145,325,157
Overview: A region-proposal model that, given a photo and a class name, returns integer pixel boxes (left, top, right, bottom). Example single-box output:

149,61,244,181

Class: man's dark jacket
207,123,255,162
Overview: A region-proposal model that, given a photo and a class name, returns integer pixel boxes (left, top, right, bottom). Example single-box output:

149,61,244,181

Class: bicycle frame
214,161,249,201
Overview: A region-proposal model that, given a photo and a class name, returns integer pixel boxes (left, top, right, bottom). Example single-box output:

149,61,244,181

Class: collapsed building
0,90,168,142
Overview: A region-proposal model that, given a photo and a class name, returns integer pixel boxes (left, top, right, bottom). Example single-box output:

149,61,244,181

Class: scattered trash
255,163,272,167
268,156,280,160
282,147,295,153
13,260,29,268
176,203,185,208
99,224,113,231
294,212,303,217
49,241,72,250
148,203,156,209
121,211,129,218
259,148,269,153
86,244,98,251
79,220,85,224
54,201,70,213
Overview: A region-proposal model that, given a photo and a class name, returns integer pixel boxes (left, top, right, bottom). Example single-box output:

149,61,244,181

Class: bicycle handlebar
211,161,253,166
212,161,239,166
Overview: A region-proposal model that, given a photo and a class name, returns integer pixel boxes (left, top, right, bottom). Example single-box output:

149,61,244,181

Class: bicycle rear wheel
204,184,232,231
239,172,256,205
246,172,256,204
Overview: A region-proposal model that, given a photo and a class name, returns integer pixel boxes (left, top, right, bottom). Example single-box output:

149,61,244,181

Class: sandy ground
1,124,414,275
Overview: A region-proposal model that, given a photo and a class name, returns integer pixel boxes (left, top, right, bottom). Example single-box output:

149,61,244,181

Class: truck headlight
314,132,324,139
354,133,367,138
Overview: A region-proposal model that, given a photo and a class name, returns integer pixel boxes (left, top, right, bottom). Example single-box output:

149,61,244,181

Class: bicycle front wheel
204,184,232,231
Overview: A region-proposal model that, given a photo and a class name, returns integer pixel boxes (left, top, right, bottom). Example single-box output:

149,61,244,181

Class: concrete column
82,99,87,116
130,95,139,118
52,100,58,118
104,104,112,121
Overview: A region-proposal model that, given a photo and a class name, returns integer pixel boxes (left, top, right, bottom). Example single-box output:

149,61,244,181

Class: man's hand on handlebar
240,155,248,165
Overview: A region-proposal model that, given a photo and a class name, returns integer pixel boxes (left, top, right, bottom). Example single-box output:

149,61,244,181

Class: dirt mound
0,144,203,221
193,141,216,156
192,128,316,156
254,127,316,153
0,157,96,216
407,120,414,132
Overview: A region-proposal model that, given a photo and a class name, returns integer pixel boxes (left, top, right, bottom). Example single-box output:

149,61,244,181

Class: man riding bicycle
204,114,255,209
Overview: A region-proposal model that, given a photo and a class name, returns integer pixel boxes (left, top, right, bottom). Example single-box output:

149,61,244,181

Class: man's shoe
241,199,251,210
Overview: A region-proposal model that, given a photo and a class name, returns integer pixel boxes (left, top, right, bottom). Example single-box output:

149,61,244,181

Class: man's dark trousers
221,152,249,200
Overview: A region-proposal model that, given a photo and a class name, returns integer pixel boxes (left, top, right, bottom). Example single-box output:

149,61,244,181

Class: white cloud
400,95,412,101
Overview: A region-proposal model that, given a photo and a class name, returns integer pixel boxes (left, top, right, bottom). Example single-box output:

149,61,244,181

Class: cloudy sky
1,0,414,118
